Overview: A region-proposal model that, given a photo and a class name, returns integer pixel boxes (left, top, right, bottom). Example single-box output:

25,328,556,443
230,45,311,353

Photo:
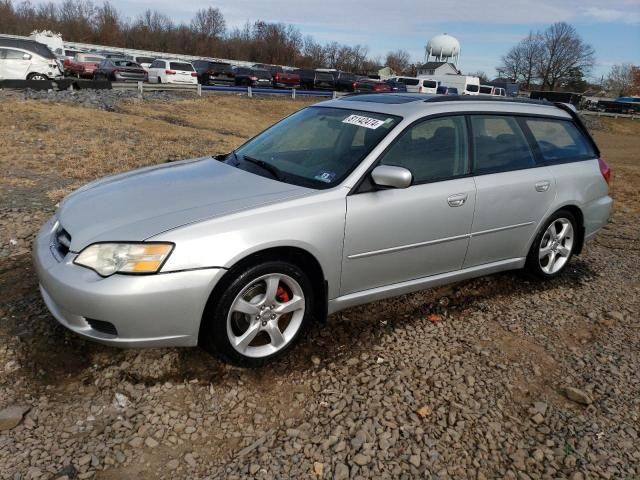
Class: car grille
51,224,72,260
86,319,118,336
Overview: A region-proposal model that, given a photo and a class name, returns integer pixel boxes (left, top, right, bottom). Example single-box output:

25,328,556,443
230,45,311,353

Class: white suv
147,59,197,84
0,38,63,81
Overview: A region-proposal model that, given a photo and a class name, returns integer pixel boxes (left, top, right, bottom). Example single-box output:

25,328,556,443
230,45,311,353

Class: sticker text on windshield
342,114,385,130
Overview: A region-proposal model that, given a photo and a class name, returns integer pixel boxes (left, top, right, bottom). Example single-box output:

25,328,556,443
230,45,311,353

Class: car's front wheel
526,210,577,278
27,73,47,81
201,261,313,367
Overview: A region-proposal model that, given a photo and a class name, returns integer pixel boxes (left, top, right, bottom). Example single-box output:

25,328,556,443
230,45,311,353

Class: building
416,61,459,77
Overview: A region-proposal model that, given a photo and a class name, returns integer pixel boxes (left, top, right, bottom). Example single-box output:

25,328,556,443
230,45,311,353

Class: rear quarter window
170,62,193,71
524,118,596,163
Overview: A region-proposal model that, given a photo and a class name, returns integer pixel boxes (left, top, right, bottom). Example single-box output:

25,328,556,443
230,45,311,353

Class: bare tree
467,70,489,83
191,7,225,39
537,22,595,90
385,49,410,75
498,32,543,89
605,63,635,97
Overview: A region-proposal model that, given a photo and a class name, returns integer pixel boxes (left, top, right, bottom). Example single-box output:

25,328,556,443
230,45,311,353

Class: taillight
191,72,198,77
113,69,119,74
206,69,214,75
598,158,611,185
275,73,280,81
165,70,176,75
250,76,258,81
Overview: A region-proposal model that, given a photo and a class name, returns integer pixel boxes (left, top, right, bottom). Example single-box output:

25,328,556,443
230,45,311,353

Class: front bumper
33,217,223,347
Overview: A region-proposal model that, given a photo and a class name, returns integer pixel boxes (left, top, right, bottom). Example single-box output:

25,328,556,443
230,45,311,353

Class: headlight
74,242,174,277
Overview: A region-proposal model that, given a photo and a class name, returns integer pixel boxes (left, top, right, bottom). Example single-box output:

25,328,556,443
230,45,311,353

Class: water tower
425,33,460,66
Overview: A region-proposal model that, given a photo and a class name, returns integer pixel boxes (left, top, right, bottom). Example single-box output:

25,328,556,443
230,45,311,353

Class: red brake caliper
276,285,290,303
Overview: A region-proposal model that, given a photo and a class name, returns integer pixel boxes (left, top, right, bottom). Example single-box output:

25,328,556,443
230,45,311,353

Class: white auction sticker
342,114,385,130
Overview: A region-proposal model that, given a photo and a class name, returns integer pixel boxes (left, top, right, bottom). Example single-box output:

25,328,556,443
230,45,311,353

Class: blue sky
51,0,640,78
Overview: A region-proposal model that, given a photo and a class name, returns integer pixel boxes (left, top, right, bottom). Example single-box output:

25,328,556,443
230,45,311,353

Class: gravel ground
0,94,639,480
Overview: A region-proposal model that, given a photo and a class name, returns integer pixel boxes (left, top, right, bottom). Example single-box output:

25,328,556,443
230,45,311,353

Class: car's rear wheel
27,73,47,81
526,210,577,278
200,261,313,367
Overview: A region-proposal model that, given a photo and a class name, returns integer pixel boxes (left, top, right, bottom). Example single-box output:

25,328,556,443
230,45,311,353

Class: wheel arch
198,246,328,344
529,204,585,256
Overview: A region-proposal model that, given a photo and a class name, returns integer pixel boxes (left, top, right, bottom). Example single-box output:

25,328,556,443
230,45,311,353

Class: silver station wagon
33,94,613,366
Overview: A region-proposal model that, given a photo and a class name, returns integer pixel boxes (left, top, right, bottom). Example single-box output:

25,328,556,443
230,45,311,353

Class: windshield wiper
241,155,282,181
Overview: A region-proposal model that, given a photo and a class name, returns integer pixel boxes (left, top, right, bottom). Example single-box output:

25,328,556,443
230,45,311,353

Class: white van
427,74,480,95
389,76,439,94
479,85,507,96
0,38,64,80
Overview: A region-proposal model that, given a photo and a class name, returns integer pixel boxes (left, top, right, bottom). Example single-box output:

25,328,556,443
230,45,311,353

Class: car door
341,115,476,295
463,114,556,268
4,49,32,79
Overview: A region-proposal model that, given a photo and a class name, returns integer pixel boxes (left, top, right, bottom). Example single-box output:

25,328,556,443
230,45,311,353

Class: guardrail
581,110,638,120
111,82,339,99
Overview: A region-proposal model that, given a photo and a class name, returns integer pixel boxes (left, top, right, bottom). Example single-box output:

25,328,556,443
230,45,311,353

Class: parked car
354,78,392,93
332,71,358,92
436,85,459,95
147,59,197,84
93,59,147,82
0,38,63,80
389,76,439,94
131,55,156,71
260,65,300,88
32,96,612,367
385,79,408,93
233,67,272,87
192,60,235,85
294,69,335,90
64,53,105,78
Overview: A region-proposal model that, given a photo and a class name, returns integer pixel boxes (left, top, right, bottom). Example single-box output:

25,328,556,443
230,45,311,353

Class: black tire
200,260,314,367
525,209,578,279
27,73,47,81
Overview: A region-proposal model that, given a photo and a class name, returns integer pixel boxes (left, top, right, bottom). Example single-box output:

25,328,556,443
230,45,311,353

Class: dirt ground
0,94,639,479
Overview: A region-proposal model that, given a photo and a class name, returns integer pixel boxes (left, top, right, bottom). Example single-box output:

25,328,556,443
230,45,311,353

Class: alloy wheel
226,273,305,358
539,218,574,274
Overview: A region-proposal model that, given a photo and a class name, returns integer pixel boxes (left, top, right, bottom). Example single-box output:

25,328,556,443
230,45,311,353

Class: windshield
228,107,401,189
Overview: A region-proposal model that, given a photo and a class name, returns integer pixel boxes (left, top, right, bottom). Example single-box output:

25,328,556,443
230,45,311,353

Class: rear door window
421,80,437,88
471,115,536,174
523,117,596,163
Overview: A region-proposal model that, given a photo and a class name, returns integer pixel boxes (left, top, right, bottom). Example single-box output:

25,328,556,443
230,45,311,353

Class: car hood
58,158,314,251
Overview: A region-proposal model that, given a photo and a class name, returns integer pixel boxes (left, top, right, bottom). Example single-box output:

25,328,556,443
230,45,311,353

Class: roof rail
424,95,553,106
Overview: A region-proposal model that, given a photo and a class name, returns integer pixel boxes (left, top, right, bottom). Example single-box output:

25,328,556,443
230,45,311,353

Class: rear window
170,62,194,71
421,80,437,88
466,84,479,92
136,57,155,64
524,118,596,163
253,69,271,79
316,72,334,81
479,86,493,94
398,78,419,86
85,56,104,62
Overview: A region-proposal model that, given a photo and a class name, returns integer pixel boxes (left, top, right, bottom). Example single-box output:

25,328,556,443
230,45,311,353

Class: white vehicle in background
389,76,439,94
0,38,64,80
426,74,480,95
147,58,197,84
29,30,65,58
479,85,506,96
131,55,156,71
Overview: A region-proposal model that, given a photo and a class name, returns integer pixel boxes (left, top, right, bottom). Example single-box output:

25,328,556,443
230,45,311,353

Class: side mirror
23,53,32,60
371,165,412,189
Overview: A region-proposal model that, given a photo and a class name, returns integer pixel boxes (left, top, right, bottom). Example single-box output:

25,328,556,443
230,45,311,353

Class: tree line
0,0,411,73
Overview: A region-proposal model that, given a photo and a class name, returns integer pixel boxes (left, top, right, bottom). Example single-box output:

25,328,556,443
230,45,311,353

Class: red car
255,64,301,88
64,53,105,79
354,78,392,93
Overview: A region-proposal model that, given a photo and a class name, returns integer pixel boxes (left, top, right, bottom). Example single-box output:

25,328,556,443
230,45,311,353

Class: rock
78,454,92,466
184,453,197,467
531,413,545,425
352,453,370,466
532,402,548,416
532,449,545,462
607,311,624,322
0,405,30,431
564,387,593,405
145,437,159,448
311,356,321,366
409,454,421,467
128,437,143,448
313,462,324,477
166,459,179,470
249,464,260,475
334,463,349,480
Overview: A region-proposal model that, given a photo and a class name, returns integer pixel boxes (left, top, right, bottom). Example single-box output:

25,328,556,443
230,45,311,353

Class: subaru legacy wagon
33,94,612,367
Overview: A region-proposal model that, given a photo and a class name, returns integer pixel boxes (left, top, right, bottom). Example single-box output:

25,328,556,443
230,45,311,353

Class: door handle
447,193,468,207
535,181,551,192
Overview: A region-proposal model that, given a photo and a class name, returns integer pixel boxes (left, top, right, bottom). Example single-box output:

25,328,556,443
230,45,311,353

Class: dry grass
0,95,315,185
